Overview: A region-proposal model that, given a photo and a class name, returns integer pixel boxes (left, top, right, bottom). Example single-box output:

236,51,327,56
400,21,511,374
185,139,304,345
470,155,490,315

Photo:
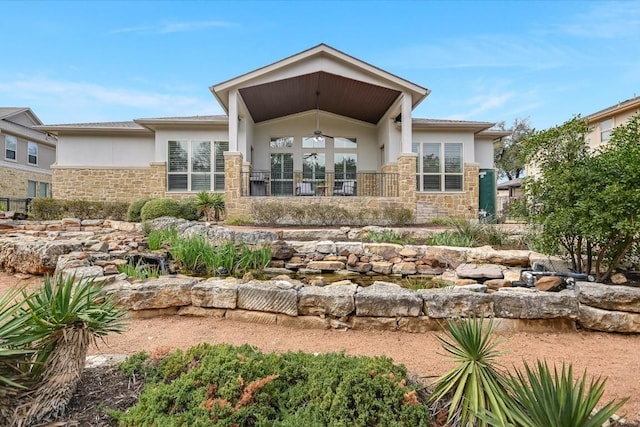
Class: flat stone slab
419,288,494,318
306,261,345,271
191,278,240,309
237,280,300,316
298,283,357,317
355,281,422,317
111,277,198,310
493,289,577,319
576,282,640,313
467,246,531,267
578,305,640,333
62,265,104,281
456,263,504,279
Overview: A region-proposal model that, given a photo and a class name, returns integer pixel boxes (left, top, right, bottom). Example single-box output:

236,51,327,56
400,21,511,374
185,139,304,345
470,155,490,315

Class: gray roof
0,107,29,120
135,115,227,122
39,120,144,129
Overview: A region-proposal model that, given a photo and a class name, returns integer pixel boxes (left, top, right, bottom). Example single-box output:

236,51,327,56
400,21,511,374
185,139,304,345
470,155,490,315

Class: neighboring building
38,44,509,222
586,95,640,149
0,108,56,201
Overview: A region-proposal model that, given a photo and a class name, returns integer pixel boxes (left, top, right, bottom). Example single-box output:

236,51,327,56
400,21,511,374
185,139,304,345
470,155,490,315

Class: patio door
270,153,293,196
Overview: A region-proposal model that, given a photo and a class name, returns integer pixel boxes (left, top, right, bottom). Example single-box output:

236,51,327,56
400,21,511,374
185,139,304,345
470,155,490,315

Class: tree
494,118,534,181
521,114,640,281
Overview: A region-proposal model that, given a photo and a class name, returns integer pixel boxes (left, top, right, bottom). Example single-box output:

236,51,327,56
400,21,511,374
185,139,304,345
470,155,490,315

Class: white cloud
0,77,222,123
547,2,640,39
110,20,234,35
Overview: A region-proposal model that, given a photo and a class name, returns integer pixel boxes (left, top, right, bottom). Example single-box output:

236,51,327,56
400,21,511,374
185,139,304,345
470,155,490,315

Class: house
38,44,509,222
586,95,640,149
0,108,56,206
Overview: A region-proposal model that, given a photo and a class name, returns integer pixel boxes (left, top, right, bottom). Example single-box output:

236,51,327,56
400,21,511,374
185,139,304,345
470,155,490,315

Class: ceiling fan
312,91,333,141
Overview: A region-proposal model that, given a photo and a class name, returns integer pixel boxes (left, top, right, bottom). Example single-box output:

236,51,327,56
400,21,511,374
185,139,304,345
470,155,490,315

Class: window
5,135,17,161
167,140,228,191
27,180,37,198
412,142,463,191
27,142,38,165
303,153,325,181
270,153,293,195
39,182,50,197
270,137,293,148
600,119,613,143
302,136,325,149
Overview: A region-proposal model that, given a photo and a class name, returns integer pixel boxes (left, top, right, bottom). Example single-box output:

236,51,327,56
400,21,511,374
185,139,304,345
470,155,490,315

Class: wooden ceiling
238,71,401,124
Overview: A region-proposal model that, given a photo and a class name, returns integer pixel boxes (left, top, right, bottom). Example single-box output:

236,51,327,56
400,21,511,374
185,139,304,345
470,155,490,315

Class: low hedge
140,198,199,221
127,199,151,222
30,198,129,220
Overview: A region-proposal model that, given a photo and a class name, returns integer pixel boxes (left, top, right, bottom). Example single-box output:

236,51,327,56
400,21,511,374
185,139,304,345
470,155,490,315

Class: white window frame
600,119,613,143
167,140,228,192
413,142,464,192
27,141,38,165
27,180,37,198
5,135,17,161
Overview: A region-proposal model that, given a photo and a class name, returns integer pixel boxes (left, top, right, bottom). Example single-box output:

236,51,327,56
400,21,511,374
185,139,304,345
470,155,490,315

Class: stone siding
52,164,166,202
415,164,480,222
0,165,52,198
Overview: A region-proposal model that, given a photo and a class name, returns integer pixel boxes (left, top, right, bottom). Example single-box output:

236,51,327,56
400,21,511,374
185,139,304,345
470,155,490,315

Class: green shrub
366,229,411,245
140,199,191,221
382,206,415,226
194,191,225,222
169,235,218,275
114,343,431,426
251,200,286,225
147,227,178,251
179,199,199,221
224,215,254,226
127,199,150,222
29,198,129,220
235,244,271,273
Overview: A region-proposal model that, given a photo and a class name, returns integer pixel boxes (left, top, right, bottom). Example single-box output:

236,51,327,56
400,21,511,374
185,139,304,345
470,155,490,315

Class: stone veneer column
464,163,480,217
397,153,417,214
224,152,244,217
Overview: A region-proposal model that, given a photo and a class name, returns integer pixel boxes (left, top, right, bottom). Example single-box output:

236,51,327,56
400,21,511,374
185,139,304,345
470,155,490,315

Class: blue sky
2,0,639,130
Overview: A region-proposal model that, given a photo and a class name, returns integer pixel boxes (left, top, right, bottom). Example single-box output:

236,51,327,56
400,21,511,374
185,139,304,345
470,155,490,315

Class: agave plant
0,274,126,427
195,191,225,222
428,317,511,427
482,360,628,427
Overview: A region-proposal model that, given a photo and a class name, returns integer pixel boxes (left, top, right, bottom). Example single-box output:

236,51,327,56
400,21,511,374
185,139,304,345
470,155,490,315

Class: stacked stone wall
415,164,480,222
52,164,166,202
0,165,51,198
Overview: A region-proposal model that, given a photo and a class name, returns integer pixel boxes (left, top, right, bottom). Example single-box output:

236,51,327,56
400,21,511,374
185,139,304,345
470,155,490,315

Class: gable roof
0,107,52,145
586,95,640,122
211,44,430,125
36,120,151,136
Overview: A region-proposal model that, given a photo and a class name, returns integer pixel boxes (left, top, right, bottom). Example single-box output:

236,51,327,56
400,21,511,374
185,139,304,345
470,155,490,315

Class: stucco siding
154,128,230,163
56,135,154,167
473,138,495,169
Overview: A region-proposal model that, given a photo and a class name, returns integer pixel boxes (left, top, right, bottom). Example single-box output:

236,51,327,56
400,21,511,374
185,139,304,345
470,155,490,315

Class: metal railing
241,171,398,197
0,197,32,214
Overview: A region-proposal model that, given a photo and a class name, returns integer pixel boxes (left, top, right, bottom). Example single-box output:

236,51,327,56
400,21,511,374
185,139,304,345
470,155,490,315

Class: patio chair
295,182,315,196
334,180,356,196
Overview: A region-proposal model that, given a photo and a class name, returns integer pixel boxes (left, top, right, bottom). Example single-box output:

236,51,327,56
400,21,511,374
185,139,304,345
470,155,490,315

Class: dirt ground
2,272,640,425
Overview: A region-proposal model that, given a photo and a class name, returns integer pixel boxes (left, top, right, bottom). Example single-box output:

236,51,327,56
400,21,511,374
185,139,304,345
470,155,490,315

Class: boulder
610,273,628,285
363,243,402,259
316,240,336,254
575,282,640,313
191,278,241,308
237,280,300,316
298,282,357,317
270,241,295,260
535,276,565,292
355,281,422,317
423,246,468,268
371,261,393,275
484,279,511,291
348,262,372,273
392,262,417,276
61,266,105,281
493,289,577,319
578,305,640,333
110,277,198,310
466,246,531,267
528,253,572,274
420,288,494,318
0,236,84,274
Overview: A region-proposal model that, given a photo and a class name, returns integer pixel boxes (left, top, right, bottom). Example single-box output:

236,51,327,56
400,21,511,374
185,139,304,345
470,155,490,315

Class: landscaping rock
392,262,417,275
535,276,564,292
298,282,357,317
484,279,511,291
0,236,84,274
456,263,504,279
467,246,531,267
237,280,300,316
61,266,105,281
575,282,640,313
420,288,494,318
270,241,295,260
306,261,345,271
111,277,198,310
493,289,577,319
316,240,336,254
371,261,393,275
355,281,422,317
610,273,628,285
578,305,640,333
191,278,240,309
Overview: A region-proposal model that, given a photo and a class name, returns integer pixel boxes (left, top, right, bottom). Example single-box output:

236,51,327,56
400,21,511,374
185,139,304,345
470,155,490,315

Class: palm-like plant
195,191,225,222
482,360,628,427
0,274,126,427
428,317,511,427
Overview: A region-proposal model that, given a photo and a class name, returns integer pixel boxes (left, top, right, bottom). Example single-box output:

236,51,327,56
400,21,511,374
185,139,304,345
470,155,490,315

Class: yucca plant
195,191,225,222
0,274,127,427
482,360,628,427
428,317,511,427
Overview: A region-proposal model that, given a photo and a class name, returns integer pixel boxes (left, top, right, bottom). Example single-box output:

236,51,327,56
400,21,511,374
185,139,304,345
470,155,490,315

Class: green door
478,169,496,221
